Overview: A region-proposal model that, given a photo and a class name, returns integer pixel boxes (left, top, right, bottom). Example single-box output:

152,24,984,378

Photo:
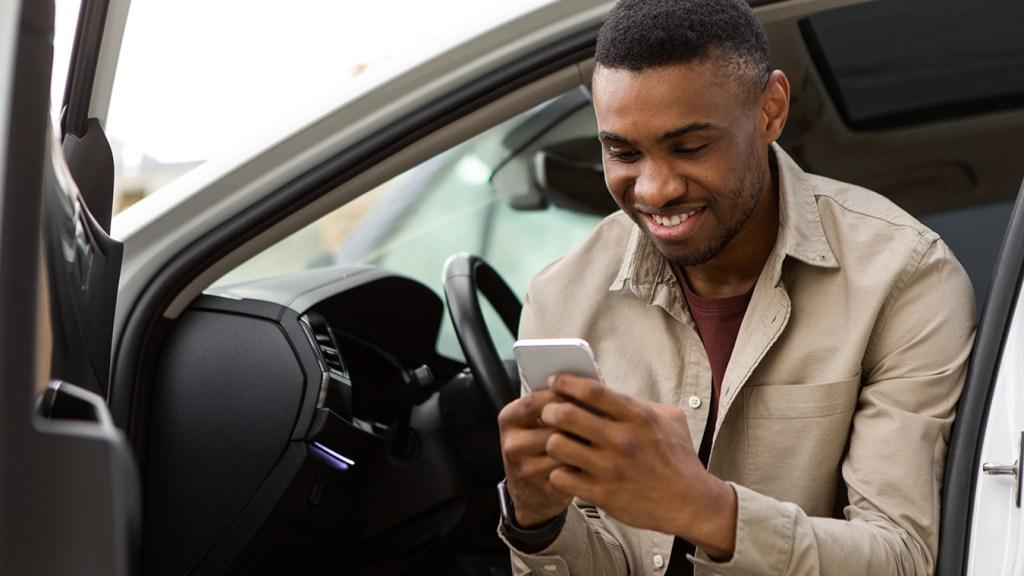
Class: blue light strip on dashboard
312,442,356,466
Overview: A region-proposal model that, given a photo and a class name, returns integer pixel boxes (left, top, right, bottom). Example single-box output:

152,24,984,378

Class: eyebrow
598,131,633,145
657,122,719,143
599,122,721,146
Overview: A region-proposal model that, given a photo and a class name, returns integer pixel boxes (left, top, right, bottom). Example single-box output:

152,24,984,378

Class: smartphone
513,338,605,392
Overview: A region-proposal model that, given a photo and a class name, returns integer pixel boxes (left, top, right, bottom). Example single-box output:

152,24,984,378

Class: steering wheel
442,253,522,415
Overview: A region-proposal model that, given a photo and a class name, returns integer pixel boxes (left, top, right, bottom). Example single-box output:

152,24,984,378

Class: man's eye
608,149,638,160
676,143,709,155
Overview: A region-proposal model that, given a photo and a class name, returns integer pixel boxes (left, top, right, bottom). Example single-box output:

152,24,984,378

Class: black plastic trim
937,178,1024,576
60,117,115,231
110,25,600,444
492,86,590,177
0,0,51,435
60,0,108,139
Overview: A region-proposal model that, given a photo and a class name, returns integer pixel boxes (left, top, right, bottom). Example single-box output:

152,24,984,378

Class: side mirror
532,138,619,216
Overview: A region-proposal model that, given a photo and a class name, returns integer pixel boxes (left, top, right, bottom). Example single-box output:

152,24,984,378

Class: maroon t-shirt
666,264,754,576
673,265,754,466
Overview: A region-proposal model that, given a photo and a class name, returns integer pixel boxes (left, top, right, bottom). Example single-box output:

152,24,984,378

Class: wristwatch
497,478,567,544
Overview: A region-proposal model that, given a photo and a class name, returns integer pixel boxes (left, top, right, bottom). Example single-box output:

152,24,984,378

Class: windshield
102,0,545,215
212,88,608,361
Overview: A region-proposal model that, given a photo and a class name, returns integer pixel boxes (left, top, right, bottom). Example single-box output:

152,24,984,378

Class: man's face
592,61,770,268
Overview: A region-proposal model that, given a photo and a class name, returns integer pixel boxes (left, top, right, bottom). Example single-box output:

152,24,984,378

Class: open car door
940,177,1024,576
0,0,139,573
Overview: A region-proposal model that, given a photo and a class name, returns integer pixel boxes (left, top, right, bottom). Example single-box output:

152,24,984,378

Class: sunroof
801,0,1024,130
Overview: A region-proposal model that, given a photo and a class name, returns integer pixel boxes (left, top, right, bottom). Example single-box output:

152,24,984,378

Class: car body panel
1,0,140,573
967,289,1024,574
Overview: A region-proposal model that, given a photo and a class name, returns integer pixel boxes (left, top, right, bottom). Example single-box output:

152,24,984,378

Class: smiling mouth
652,208,701,228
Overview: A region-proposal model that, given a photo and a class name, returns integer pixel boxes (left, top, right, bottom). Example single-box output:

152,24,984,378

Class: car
2,0,1024,574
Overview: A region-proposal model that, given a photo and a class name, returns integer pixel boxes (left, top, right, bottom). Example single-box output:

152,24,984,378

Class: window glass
803,0,1024,129
104,0,539,214
50,0,82,126
213,90,607,361
916,199,1015,318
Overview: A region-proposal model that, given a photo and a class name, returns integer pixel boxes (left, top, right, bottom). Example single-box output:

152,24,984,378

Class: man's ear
760,70,790,144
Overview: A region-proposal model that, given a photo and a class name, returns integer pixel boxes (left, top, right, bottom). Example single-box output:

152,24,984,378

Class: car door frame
938,180,1024,576
1,0,138,574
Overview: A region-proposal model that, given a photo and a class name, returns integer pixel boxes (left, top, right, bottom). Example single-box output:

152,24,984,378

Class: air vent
302,312,350,380
300,312,353,418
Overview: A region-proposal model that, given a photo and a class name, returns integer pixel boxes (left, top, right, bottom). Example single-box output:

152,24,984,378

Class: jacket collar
610,143,839,297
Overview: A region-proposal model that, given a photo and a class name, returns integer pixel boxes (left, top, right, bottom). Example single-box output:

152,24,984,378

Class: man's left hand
541,374,738,560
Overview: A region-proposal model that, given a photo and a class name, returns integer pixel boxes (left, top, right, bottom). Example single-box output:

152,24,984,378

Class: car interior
36,0,1024,575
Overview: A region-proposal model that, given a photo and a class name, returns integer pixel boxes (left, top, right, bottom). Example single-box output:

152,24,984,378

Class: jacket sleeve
503,292,632,576
502,502,631,576
691,239,976,576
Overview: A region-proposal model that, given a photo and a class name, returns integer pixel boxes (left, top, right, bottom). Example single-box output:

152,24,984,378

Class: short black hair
595,0,772,104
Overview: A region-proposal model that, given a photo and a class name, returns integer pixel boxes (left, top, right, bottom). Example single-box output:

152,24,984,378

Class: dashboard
141,266,506,575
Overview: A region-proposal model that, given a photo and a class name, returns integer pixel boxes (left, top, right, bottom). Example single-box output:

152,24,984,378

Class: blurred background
50,0,538,214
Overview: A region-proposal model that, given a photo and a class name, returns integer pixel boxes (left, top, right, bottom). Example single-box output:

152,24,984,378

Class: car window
103,0,540,215
802,0,1024,129
50,0,81,126
212,88,607,362
916,200,1014,317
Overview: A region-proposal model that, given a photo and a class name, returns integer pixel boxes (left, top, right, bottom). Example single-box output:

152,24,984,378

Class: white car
1,0,1022,574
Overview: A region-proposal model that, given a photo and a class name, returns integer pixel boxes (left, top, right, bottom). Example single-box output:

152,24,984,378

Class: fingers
540,401,613,447
502,425,557,461
548,373,644,421
548,465,596,503
513,453,566,482
498,389,561,430
544,428,608,474
500,398,577,527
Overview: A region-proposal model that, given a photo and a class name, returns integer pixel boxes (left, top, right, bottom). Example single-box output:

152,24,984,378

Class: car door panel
46,136,122,397
940,178,1024,576
1,0,140,573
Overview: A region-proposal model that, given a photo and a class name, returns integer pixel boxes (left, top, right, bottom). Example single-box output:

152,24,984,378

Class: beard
642,147,767,268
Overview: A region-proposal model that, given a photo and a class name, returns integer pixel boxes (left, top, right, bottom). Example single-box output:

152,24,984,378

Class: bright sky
51,0,80,124
52,0,540,165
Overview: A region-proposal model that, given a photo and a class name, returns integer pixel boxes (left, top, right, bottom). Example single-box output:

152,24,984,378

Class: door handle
982,431,1024,507
983,462,1017,475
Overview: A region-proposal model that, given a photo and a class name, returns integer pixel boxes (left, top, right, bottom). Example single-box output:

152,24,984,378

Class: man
495,0,976,575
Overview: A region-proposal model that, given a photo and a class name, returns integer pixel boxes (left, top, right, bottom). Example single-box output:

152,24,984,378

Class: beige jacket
502,145,976,576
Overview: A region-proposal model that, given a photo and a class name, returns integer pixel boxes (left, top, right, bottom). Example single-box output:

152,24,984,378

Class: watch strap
497,478,567,544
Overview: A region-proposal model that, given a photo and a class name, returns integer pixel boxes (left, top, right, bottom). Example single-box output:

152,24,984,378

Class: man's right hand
498,388,575,530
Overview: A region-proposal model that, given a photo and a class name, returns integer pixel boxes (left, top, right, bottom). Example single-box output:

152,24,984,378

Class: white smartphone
513,338,605,392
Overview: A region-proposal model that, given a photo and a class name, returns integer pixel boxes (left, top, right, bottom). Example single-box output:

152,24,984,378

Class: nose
633,158,685,209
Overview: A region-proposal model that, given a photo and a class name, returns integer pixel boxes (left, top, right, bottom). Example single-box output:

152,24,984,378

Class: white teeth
653,213,689,228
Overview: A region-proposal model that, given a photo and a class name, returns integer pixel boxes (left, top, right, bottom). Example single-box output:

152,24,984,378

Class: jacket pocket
740,374,861,516
743,374,861,419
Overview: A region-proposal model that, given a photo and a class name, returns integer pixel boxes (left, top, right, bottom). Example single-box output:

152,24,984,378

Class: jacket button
688,396,701,408
543,565,557,571
654,554,665,568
